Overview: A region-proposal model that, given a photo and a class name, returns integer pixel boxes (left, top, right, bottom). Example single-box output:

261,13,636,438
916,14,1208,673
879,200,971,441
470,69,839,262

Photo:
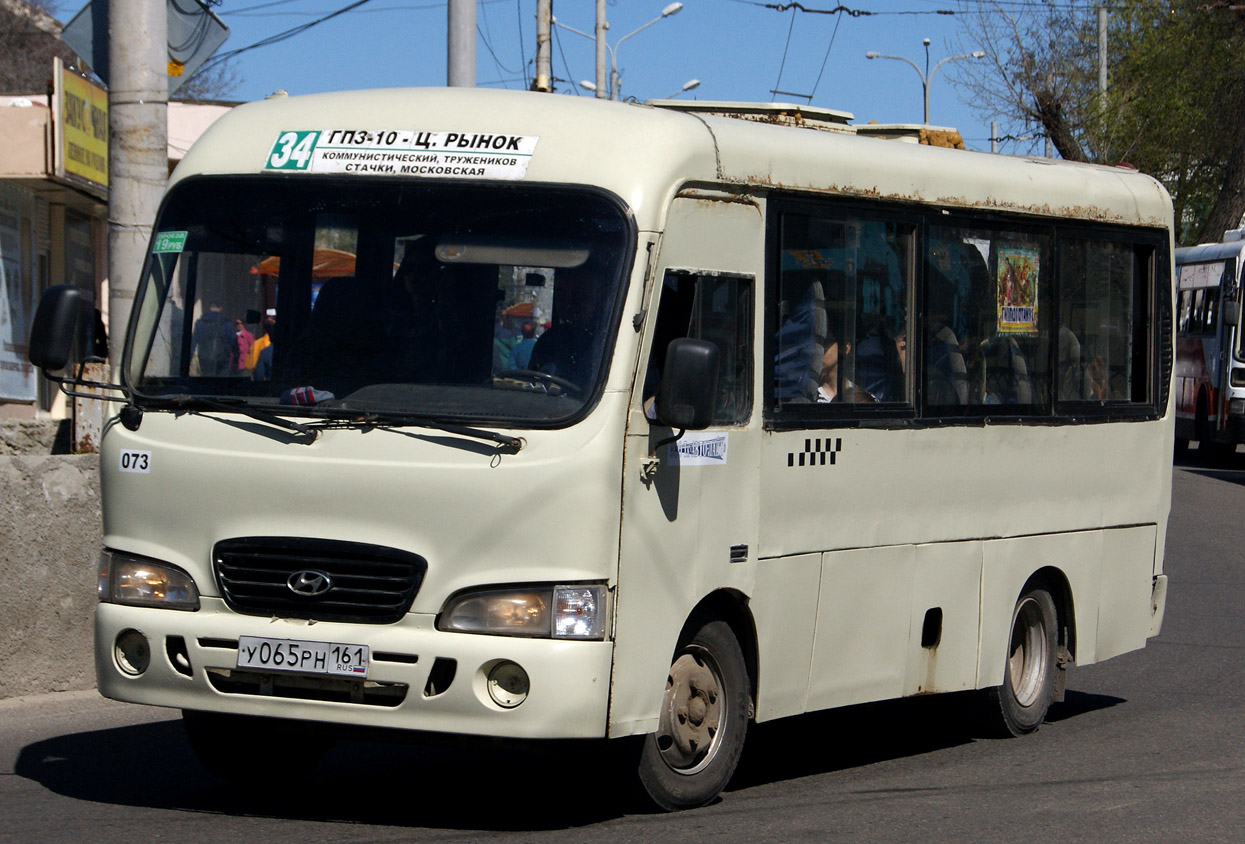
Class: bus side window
773,212,913,408
924,224,1053,413
1058,238,1152,404
646,271,753,425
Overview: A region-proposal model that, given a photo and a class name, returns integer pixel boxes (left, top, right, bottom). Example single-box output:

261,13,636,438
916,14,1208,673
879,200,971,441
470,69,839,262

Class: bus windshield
125,177,631,426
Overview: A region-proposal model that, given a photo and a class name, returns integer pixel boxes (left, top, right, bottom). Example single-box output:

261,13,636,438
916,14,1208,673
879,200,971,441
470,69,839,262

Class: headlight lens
439,584,607,640
99,550,200,610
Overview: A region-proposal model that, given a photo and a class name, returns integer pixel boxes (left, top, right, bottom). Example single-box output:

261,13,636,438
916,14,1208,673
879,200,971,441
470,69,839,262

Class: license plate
236,635,370,678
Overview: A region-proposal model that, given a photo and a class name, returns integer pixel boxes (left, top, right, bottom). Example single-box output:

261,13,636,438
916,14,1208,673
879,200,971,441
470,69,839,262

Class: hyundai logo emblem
287,569,333,598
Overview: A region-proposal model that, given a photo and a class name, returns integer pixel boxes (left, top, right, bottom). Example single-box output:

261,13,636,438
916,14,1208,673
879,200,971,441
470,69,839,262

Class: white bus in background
1174,231,1245,456
31,88,1173,811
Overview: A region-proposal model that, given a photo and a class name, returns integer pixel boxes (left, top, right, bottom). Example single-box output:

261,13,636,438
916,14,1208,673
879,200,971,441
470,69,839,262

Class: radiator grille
214,537,426,623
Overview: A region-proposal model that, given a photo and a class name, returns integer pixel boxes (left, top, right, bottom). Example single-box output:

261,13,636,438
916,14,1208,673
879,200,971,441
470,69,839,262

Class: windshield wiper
163,395,319,440
321,411,524,452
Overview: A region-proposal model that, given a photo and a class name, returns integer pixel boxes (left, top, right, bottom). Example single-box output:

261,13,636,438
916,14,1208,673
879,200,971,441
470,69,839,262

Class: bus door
1175,261,1226,440
608,194,763,736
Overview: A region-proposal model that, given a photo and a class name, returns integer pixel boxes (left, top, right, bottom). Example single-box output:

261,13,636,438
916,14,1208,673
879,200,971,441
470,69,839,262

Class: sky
57,0,1011,152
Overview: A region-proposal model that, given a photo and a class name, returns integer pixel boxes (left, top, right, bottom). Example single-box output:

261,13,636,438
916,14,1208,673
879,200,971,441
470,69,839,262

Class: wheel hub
656,651,726,775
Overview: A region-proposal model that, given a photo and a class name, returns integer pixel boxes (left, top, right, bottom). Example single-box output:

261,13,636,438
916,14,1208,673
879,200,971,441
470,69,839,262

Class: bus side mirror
28,284,83,371
1225,298,1239,327
657,338,719,430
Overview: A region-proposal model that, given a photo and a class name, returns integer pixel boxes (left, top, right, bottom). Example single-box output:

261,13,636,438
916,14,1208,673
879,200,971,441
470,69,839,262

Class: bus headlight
1230,398,1245,416
438,584,607,640
99,550,200,611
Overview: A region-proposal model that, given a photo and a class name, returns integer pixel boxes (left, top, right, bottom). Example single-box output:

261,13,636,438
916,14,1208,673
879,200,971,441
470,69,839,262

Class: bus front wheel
987,587,1058,737
637,620,750,810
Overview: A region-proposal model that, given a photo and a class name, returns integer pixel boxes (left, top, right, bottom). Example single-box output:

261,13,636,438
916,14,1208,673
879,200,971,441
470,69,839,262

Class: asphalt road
1,460,1241,844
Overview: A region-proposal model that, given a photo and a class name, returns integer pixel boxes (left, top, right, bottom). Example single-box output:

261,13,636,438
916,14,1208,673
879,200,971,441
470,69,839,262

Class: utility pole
594,0,607,99
1098,6,1108,110
447,0,476,87
532,0,552,92
107,0,168,369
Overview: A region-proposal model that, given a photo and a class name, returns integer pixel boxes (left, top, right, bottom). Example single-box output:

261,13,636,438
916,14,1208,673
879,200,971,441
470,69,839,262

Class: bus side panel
978,530,1105,689
751,553,820,722
807,545,915,712
1094,525,1159,662
903,541,983,696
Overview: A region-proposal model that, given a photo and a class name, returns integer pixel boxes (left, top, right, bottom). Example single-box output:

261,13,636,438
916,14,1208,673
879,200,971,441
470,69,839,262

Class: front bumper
96,599,613,739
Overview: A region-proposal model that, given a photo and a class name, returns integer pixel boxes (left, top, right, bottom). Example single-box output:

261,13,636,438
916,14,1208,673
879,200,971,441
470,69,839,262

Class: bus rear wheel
987,587,1058,737
637,620,749,811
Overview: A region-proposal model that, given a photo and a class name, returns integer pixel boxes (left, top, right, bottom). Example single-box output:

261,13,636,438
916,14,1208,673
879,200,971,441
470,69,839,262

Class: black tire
637,620,750,811
987,587,1058,737
182,710,333,786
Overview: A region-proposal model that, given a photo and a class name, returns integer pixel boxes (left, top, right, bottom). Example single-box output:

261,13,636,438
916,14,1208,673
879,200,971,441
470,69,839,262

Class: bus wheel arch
1030,567,1075,701
986,570,1068,737
681,589,758,715
636,591,756,810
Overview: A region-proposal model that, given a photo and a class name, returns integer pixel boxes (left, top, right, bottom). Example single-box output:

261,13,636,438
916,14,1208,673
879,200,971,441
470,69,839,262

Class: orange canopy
251,247,357,278
501,301,535,317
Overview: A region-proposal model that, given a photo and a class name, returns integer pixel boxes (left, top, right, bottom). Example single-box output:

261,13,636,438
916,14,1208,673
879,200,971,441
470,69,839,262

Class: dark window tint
773,213,913,409
1058,238,1153,403
923,225,1053,414
647,271,753,425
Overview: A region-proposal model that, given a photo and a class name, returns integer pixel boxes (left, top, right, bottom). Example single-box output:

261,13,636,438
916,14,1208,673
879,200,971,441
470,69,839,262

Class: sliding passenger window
773,212,914,411
646,270,753,425
923,224,1053,415
1057,237,1152,404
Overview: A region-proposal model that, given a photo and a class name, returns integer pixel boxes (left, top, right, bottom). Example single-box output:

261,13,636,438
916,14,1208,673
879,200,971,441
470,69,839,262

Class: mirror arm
641,427,686,481
42,361,134,404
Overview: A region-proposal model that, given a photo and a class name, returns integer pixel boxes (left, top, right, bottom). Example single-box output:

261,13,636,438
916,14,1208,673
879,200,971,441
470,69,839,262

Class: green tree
951,1,1245,244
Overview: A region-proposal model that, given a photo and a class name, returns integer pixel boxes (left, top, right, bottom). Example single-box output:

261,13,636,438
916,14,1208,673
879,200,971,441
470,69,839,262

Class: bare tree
948,0,1101,161
950,1,1245,244
174,58,241,102
0,0,79,94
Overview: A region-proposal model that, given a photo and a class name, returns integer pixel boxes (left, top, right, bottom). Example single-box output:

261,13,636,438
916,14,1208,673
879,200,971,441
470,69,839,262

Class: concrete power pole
594,0,607,99
1098,6,1108,110
532,0,552,92
447,0,476,87
107,0,168,369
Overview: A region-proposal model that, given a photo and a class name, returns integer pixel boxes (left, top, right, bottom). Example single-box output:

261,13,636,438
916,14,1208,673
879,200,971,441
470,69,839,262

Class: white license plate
236,635,370,678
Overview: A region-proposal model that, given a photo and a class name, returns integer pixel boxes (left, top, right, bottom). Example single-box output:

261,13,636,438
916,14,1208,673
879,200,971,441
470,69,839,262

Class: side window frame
761,194,1169,429
920,215,1055,419
764,196,919,428
1053,223,1168,419
645,268,755,427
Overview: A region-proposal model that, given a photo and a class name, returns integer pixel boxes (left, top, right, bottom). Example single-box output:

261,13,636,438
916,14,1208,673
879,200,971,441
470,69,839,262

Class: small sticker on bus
119,450,151,473
667,432,729,466
152,231,187,254
264,129,539,180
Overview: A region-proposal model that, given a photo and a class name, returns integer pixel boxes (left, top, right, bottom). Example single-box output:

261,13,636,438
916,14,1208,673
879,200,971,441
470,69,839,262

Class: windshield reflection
127,178,631,425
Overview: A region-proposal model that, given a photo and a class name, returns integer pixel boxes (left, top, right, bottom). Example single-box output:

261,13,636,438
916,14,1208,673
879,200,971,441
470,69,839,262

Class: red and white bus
1175,231,1245,455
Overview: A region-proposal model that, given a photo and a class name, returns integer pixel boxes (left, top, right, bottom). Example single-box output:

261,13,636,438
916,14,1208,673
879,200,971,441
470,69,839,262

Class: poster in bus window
997,247,1040,335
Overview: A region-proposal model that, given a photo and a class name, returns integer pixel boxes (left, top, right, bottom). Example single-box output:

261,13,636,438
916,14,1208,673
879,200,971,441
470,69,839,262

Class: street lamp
865,38,985,125
665,79,700,99
554,3,683,100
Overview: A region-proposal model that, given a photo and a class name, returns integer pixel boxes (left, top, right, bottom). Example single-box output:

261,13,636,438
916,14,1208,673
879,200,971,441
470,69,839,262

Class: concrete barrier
0,421,101,699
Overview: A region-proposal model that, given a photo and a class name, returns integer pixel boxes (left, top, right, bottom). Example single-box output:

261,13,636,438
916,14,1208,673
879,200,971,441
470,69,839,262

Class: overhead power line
199,0,377,72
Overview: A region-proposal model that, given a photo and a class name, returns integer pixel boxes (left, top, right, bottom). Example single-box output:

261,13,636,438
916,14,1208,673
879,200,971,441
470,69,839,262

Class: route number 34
267,131,320,171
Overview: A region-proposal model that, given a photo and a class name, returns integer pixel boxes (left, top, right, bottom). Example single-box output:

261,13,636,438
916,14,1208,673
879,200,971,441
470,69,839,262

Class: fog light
487,661,529,708
115,629,151,676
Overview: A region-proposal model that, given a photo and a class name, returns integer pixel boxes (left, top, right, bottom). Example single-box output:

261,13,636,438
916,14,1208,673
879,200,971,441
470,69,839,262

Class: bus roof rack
645,100,855,133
